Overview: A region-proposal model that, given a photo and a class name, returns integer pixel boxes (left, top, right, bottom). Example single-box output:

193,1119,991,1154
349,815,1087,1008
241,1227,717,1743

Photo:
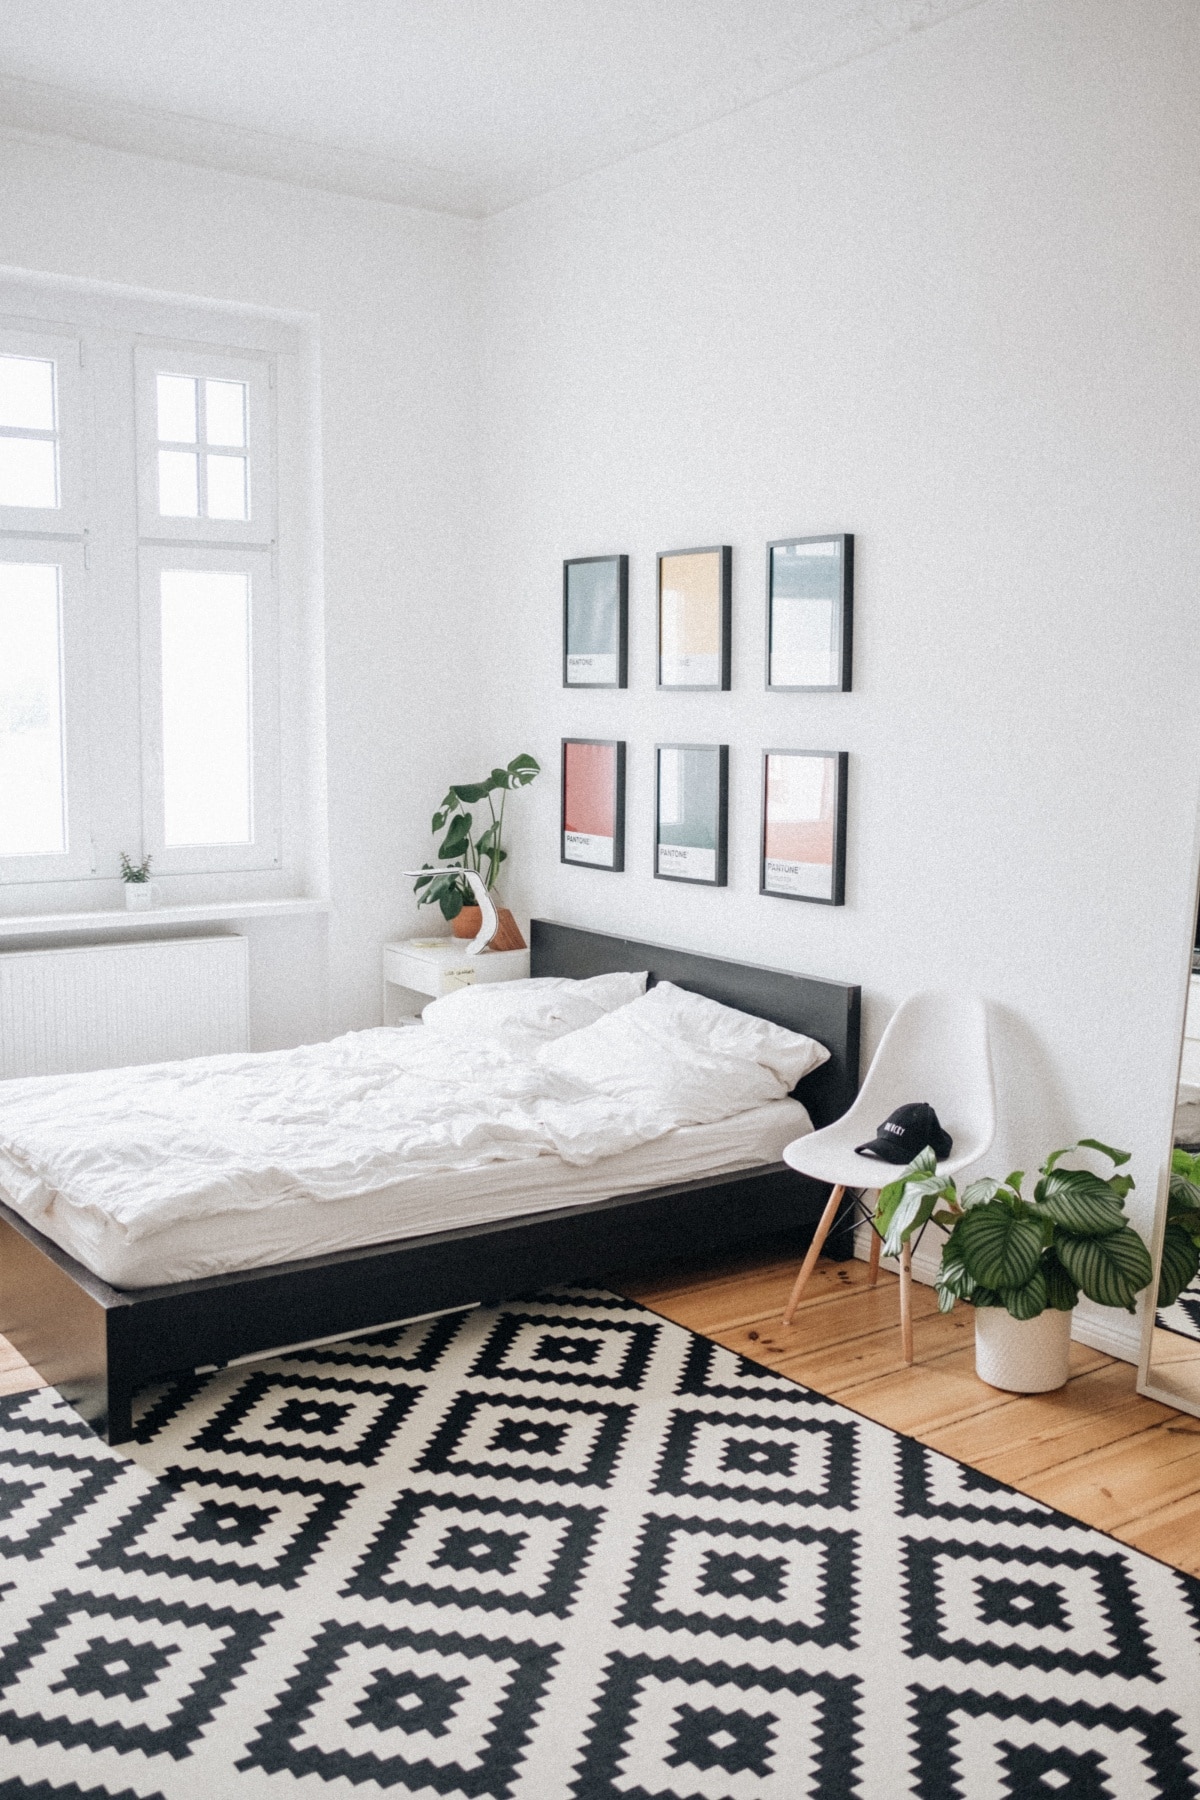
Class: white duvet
0,980,827,1249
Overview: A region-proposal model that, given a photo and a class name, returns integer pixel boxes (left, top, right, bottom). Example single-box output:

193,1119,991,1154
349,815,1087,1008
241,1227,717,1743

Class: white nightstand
382,936,532,1024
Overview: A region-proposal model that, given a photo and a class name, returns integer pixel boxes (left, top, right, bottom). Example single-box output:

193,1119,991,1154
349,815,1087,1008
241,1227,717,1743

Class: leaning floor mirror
1139,889,1200,1415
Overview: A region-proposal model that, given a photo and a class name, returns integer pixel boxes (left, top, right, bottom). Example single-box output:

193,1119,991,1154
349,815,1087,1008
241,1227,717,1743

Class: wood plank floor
3,1245,1199,1575
619,1245,1200,1578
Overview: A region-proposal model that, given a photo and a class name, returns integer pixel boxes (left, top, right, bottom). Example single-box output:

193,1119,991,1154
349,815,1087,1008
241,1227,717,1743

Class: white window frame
0,271,318,914
134,343,275,548
0,539,94,883
138,543,281,876
0,326,85,539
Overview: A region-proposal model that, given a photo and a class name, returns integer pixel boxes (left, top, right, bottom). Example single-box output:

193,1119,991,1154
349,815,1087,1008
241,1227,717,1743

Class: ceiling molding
0,1,993,220
0,71,481,217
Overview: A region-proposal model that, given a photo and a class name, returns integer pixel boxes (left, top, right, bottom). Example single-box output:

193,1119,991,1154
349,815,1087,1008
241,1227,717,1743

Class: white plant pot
124,883,154,911
974,1305,1073,1393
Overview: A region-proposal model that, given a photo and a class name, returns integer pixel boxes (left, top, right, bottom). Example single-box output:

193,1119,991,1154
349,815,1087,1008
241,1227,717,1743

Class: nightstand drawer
383,938,531,1019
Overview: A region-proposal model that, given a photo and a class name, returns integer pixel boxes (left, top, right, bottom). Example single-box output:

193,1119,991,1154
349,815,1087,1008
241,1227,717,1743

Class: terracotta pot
451,905,482,939
974,1305,1073,1393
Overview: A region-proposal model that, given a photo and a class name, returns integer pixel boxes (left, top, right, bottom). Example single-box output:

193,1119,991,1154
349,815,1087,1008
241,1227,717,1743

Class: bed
0,920,860,1442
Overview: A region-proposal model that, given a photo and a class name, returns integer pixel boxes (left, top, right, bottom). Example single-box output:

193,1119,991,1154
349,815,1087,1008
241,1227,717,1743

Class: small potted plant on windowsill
411,753,540,951
120,852,154,911
875,1139,1153,1392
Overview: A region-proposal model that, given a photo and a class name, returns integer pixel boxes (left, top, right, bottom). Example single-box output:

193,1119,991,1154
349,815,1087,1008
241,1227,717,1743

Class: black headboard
530,919,860,1131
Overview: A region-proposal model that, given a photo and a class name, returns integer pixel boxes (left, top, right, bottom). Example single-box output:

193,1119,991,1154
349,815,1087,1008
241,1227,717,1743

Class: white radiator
0,936,249,1078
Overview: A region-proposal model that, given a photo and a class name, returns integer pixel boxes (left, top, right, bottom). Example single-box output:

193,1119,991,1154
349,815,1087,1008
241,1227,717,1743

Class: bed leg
104,1383,134,1447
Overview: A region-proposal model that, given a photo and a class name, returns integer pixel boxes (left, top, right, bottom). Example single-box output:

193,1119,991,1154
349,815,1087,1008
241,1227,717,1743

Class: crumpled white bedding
0,987,820,1253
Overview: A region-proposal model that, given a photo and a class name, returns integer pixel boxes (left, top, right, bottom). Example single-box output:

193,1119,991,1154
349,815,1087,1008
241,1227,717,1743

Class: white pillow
421,971,647,1046
536,981,830,1120
630,981,830,1085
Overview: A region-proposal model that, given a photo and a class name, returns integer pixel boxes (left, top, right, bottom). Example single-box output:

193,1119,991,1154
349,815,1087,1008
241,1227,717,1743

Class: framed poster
657,545,731,690
561,738,625,871
766,534,853,691
563,554,628,688
760,749,847,905
655,743,728,887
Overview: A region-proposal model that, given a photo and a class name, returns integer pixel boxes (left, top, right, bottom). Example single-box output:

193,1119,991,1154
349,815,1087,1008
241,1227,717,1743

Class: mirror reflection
1141,902,1200,1412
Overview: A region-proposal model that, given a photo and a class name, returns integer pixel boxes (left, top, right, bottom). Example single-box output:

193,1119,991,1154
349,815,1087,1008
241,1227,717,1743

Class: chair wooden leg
782,1185,845,1325
900,1241,914,1364
867,1213,882,1287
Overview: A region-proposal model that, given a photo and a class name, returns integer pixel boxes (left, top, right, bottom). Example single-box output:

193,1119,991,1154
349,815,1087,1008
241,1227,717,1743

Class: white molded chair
781,990,995,1363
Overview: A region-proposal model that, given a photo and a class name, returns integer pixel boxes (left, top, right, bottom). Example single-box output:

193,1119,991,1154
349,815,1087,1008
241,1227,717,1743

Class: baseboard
851,1224,1140,1367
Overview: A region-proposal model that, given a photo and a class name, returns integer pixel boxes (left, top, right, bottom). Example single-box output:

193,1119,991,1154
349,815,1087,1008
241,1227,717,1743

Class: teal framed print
760,749,847,905
655,743,728,887
563,555,628,688
766,534,853,691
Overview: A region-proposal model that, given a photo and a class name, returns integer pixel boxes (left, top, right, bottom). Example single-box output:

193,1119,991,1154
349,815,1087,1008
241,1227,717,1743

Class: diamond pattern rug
1157,1271,1200,1343
0,1287,1198,1798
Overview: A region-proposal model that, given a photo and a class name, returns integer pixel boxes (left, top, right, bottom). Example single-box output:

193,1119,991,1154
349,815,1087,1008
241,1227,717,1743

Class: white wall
0,129,481,1042
1,0,1197,1358
475,0,1200,1356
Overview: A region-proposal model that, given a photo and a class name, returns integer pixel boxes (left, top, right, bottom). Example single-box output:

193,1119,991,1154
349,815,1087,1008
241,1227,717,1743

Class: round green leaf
998,1266,1048,1321
1157,1221,1200,1310
1043,1252,1080,1313
1036,1169,1128,1237
1057,1226,1152,1311
956,1203,1043,1291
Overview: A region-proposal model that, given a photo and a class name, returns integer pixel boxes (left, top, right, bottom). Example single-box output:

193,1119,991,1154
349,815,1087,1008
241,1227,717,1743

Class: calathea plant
1156,1147,1200,1308
874,1139,1153,1320
413,753,540,921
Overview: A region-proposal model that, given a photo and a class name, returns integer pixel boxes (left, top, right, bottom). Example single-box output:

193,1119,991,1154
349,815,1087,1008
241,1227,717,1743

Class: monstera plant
412,752,540,921
875,1139,1153,1320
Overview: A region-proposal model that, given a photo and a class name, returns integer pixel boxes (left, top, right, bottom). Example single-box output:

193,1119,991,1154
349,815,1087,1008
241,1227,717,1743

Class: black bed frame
0,920,860,1443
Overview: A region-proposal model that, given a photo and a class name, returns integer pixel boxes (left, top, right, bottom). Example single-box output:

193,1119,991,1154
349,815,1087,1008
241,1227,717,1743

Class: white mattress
4,1097,812,1290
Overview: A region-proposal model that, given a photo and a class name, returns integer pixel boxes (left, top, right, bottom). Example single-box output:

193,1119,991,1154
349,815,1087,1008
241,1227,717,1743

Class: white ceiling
0,1,987,217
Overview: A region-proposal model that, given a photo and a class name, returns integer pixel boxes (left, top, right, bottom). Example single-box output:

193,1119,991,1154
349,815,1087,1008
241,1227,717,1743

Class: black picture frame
563,554,628,688
657,545,732,691
654,743,729,887
765,534,853,692
760,749,847,906
561,738,626,872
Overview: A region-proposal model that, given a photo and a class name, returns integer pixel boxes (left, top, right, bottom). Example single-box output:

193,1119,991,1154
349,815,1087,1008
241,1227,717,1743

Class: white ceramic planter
124,883,154,911
974,1305,1073,1393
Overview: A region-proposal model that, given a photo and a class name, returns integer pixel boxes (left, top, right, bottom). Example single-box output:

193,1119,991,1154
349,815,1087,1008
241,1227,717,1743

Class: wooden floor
4,1243,1200,1576
621,1244,1200,1578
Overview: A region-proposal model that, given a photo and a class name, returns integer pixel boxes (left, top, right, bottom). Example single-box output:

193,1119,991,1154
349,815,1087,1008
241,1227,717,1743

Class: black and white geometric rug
1,1286,1198,1798
1157,1271,1200,1343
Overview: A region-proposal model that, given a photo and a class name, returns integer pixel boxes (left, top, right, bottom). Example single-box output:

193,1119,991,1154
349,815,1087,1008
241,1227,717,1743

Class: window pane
0,436,58,508
0,562,66,856
157,374,197,443
206,453,248,520
158,448,199,517
160,569,251,845
0,356,55,431
205,379,246,447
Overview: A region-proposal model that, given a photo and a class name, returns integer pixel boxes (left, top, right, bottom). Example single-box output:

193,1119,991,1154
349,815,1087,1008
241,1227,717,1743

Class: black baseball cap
856,1102,952,1165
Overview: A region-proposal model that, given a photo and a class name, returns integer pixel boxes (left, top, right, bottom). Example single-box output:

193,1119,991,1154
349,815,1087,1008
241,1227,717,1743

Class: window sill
0,897,331,941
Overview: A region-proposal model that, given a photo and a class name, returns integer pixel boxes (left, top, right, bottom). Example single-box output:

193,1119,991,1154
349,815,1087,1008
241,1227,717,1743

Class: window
0,356,59,509
0,561,65,854
0,279,306,900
